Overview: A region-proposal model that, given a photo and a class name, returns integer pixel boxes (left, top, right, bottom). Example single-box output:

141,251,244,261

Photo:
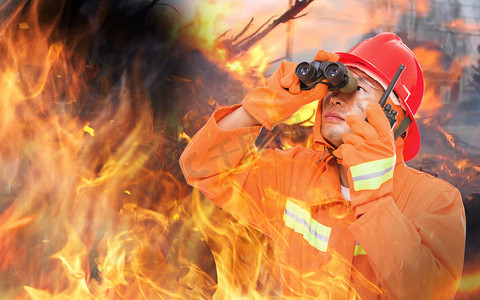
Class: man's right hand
242,50,339,130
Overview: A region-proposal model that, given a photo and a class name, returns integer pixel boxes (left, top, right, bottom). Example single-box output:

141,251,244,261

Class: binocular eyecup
295,60,357,93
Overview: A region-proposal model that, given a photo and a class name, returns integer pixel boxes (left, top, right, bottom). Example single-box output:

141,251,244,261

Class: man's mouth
324,111,345,121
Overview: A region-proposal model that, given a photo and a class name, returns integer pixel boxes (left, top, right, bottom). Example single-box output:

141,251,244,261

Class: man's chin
322,134,342,149
321,128,348,148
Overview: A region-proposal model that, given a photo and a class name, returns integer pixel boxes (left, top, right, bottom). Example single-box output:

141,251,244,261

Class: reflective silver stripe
352,165,394,182
283,200,331,252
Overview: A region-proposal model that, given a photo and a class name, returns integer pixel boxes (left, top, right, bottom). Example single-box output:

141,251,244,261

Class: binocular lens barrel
324,63,357,93
325,64,339,77
324,63,342,84
295,62,318,85
294,60,358,93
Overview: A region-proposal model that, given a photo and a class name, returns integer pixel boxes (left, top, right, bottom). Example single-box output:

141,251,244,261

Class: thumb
280,67,302,94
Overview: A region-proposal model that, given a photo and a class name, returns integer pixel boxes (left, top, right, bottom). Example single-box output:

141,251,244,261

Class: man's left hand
333,103,396,217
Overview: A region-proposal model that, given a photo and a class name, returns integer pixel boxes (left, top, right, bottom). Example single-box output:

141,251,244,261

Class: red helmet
336,32,424,161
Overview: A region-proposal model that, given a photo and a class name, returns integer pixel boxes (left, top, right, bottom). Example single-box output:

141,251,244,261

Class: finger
345,114,378,140
342,132,364,145
365,103,392,137
326,53,339,62
289,80,301,94
313,50,328,61
305,81,328,100
313,51,339,63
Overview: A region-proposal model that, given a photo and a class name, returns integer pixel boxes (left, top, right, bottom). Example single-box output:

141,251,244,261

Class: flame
413,47,445,113
184,0,276,88
188,0,233,50
0,0,220,298
445,19,480,32
455,159,468,171
457,271,480,296
413,46,470,116
24,221,92,298
1,0,478,298
179,130,192,143
414,0,430,15
439,126,456,148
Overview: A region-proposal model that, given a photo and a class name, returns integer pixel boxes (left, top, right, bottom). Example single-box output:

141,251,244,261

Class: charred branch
221,0,315,59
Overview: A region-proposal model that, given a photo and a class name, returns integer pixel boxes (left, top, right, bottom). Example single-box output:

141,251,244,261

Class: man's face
321,68,385,148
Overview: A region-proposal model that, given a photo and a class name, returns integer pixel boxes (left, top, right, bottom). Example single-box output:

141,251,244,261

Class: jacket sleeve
179,104,288,236
348,175,466,299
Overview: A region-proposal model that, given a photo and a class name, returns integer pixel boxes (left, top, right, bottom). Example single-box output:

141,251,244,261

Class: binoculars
295,60,357,93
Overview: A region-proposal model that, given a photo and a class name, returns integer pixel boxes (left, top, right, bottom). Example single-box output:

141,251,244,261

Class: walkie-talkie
369,64,405,129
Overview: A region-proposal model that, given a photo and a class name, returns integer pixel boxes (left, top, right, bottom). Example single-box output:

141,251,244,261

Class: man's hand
333,103,396,217
242,50,339,130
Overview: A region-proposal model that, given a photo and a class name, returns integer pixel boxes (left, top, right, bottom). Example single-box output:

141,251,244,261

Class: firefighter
179,32,466,299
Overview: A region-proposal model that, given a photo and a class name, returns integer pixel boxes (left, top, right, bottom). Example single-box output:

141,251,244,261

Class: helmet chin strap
327,146,340,160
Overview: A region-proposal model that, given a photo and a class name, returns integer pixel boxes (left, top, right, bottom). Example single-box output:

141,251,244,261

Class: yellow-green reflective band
353,167,394,191
283,200,331,252
354,242,367,256
350,155,396,191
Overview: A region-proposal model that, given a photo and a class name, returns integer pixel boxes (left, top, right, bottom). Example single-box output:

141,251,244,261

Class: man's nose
328,91,348,106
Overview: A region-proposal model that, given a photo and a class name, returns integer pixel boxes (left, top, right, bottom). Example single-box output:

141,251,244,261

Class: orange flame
184,0,276,88
445,19,480,32
0,1,219,298
1,0,477,298
413,46,470,116
457,271,480,297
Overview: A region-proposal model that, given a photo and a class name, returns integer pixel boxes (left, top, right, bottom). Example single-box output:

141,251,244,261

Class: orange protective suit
179,104,466,299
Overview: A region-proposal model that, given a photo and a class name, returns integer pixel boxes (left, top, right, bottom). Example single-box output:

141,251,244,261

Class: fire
0,0,220,298
178,130,192,143
188,0,233,50
413,47,446,114
457,271,480,296
439,126,456,148
185,0,276,88
226,45,272,80
446,19,480,32
24,222,92,298
0,2,278,297
1,0,478,298
414,0,430,15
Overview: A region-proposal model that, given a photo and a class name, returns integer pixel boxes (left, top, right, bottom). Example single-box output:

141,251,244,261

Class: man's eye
356,85,365,92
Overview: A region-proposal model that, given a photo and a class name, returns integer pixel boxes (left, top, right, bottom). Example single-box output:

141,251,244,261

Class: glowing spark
83,125,95,137
455,159,468,171
179,131,191,142
226,61,244,74
18,22,30,29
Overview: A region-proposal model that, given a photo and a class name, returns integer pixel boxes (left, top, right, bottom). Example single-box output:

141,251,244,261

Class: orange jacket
179,104,466,299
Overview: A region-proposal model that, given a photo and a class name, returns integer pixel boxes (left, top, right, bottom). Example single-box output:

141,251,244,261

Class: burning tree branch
220,0,316,59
